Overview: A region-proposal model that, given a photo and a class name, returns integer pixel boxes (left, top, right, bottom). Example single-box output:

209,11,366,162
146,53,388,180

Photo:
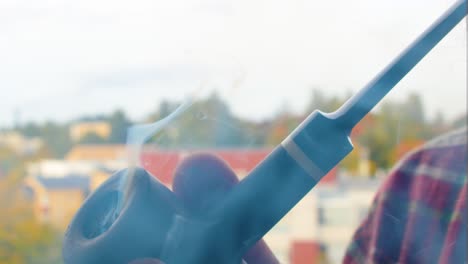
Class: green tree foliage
16,110,133,157
40,122,72,158
17,121,71,159
19,123,41,138
357,102,400,169
0,146,15,177
266,105,301,146
355,93,445,169
0,149,61,264
108,110,132,144
450,114,466,130
7,88,463,171
237,119,270,147
148,93,248,148
0,177,61,264
307,88,345,113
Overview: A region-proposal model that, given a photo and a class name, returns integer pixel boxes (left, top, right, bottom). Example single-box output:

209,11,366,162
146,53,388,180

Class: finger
172,153,279,264
173,153,238,213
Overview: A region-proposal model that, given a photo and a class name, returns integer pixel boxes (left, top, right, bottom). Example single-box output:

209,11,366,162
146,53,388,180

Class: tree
451,114,466,130
403,93,426,125
398,93,428,139
429,110,449,136
19,122,41,138
307,88,344,113
145,93,252,148
0,146,15,178
266,103,301,146
40,122,72,158
78,132,107,144
15,121,71,158
108,110,132,144
207,93,246,146
0,151,61,264
146,100,179,123
355,92,433,169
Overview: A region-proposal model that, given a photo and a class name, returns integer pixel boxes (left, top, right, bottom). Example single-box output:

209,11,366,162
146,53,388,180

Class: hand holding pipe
63,1,466,263
172,154,279,264
63,154,279,264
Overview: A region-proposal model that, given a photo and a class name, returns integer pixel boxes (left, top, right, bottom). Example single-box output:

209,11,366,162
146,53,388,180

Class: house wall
47,189,84,230
70,122,111,142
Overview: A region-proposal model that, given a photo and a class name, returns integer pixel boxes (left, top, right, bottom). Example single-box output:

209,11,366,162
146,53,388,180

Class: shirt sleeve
342,149,423,264
343,136,467,264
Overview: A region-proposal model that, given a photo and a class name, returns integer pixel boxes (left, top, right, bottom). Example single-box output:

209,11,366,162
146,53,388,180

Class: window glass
0,0,465,263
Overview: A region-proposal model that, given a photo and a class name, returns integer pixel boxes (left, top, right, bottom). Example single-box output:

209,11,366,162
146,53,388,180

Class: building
24,174,89,229
69,121,111,142
24,160,124,230
27,159,126,178
262,177,380,264
314,178,381,263
25,147,379,263
290,241,324,264
0,131,43,155
64,144,338,186
24,170,117,230
66,144,126,161
140,147,337,187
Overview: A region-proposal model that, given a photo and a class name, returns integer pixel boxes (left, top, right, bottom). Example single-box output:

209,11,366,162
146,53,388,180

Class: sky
0,0,466,127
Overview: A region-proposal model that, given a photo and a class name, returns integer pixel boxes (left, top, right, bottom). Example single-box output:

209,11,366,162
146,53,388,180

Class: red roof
290,241,321,264
141,150,180,185
141,148,337,186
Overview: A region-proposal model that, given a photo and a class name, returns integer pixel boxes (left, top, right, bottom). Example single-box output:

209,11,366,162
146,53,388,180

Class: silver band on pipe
281,138,324,181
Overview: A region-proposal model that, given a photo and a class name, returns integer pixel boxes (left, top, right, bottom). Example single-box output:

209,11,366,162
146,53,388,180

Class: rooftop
36,175,90,191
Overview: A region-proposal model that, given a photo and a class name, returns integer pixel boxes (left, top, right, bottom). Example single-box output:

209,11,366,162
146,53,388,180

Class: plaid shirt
343,128,467,264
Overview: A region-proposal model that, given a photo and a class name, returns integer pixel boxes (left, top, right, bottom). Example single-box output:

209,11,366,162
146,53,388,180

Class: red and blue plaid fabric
343,128,467,264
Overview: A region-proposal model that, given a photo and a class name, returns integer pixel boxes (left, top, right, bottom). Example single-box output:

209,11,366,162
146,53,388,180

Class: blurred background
0,0,466,263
